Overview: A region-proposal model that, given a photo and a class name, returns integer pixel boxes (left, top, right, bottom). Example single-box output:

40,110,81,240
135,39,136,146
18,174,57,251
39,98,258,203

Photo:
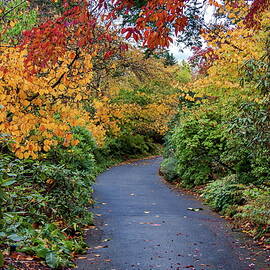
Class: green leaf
1,179,17,187
7,234,25,242
36,247,50,259
45,252,58,268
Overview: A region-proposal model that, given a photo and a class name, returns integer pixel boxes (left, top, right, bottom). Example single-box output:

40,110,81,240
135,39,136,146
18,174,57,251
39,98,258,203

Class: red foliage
104,0,189,49
20,0,130,73
244,0,270,28
189,47,218,74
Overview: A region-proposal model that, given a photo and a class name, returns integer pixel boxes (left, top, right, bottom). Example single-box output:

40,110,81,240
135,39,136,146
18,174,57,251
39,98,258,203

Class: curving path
76,157,270,270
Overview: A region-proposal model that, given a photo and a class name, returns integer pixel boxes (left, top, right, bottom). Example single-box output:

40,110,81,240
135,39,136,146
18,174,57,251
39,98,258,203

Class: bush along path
75,157,270,270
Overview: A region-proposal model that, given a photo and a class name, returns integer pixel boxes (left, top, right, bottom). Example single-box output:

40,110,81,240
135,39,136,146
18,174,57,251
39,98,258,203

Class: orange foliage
0,46,107,158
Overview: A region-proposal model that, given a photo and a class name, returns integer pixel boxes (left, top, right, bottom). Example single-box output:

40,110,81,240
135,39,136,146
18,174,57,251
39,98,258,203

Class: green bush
160,157,178,182
235,187,270,230
0,126,98,268
169,107,227,187
47,126,97,179
221,101,270,185
203,175,245,215
106,133,158,158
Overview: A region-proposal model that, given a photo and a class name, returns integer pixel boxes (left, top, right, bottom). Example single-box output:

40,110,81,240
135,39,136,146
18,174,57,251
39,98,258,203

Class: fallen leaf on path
144,211,150,214
187,208,203,212
78,256,87,259
94,254,101,257
94,245,108,249
102,238,111,242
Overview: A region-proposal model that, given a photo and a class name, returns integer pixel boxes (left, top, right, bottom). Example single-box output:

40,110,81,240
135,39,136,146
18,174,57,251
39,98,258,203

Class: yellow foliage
186,9,270,101
0,47,104,158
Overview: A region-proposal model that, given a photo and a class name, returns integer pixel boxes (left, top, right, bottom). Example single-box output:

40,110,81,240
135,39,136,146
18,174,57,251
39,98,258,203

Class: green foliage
106,133,158,158
162,51,177,66
175,62,192,84
160,157,178,182
0,0,37,44
236,187,270,229
0,127,97,267
48,126,98,179
203,175,245,215
203,179,270,237
221,100,270,185
168,106,227,186
112,88,152,106
241,35,270,95
163,98,269,186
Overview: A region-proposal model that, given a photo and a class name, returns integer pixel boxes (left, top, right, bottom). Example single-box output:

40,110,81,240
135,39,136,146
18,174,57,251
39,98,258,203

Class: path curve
76,157,270,270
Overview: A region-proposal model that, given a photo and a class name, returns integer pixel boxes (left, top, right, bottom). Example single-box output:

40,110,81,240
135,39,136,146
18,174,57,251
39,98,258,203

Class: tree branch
51,49,80,89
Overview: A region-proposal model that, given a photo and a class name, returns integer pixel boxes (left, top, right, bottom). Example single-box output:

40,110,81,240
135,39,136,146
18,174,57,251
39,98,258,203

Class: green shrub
235,187,270,229
160,157,178,182
221,101,270,185
0,126,98,267
169,107,227,187
203,175,245,215
47,126,97,177
106,133,158,158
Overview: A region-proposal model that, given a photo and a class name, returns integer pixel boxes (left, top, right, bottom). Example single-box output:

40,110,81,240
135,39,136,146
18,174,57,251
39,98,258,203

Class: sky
169,2,215,62
169,43,193,62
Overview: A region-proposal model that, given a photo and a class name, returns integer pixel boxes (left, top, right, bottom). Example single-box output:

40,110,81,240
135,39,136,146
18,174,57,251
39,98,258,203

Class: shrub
169,106,227,187
0,126,98,267
203,175,245,215
235,187,270,232
47,126,97,175
106,133,158,158
221,101,270,185
160,157,179,182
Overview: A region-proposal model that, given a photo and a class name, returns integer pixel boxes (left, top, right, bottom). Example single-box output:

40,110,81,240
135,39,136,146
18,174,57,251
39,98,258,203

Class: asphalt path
76,157,270,270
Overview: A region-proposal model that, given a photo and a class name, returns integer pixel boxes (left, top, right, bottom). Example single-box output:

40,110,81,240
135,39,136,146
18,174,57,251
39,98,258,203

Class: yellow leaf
58,84,66,91
75,94,82,101
10,21,16,27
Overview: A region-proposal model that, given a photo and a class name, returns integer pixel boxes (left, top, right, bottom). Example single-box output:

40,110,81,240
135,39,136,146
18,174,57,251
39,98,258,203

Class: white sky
169,43,193,62
169,3,215,62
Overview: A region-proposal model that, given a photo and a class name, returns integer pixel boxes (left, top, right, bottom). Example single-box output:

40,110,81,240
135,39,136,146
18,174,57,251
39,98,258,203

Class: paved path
76,157,270,270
